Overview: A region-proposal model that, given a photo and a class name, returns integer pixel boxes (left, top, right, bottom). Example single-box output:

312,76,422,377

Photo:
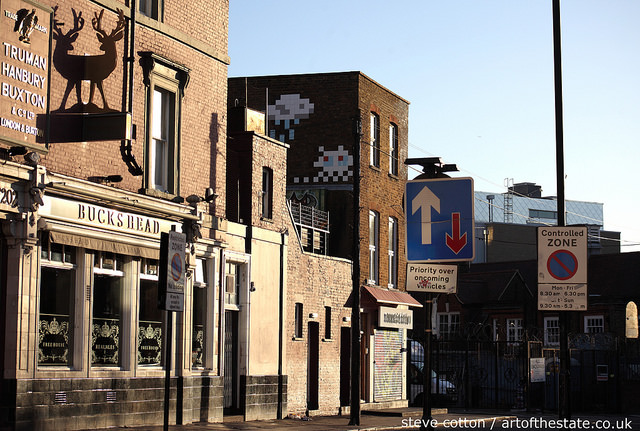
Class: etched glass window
92,252,125,367
138,259,163,366
38,234,76,366
192,258,208,368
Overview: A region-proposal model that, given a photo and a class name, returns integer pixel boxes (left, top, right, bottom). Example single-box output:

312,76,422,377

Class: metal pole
349,114,362,426
552,0,570,420
163,310,173,431
420,294,434,431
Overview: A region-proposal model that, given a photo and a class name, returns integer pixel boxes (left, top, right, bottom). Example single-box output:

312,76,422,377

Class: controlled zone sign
537,226,588,311
405,177,474,262
159,231,186,311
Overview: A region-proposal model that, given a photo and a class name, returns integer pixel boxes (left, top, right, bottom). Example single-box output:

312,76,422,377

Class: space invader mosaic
268,94,314,142
293,146,354,184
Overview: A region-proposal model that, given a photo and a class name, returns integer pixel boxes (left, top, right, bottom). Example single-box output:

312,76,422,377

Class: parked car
409,340,457,406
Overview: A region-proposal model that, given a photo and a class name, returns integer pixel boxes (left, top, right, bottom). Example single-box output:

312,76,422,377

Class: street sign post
159,231,186,312
404,178,474,263
537,226,588,311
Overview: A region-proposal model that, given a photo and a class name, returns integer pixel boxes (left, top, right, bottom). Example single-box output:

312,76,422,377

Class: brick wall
228,72,409,290
42,0,229,221
286,223,353,415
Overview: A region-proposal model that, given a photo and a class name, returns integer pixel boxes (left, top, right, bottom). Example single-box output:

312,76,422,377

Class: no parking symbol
547,249,579,281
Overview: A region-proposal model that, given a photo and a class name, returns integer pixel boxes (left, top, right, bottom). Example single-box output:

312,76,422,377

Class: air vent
54,392,67,404
106,391,117,402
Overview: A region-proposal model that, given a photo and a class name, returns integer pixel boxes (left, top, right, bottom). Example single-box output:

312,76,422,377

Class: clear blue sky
228,0,640,251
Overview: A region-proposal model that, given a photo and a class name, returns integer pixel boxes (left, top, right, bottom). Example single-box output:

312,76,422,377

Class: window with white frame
388,216,398,289
389,123,398,176
38,235,76,366
92,252,126,367
544,317,560,346
138,259,163,366
368,210,379,284
225,261,241,307
141,52,189,198
370,113,380,167
584,316,604,334
506,318,524,343
150,87,175,193
438,313,460,341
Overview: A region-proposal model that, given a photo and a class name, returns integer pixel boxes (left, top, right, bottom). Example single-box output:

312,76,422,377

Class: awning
48,230,159,259
363,285,422,308
346,285,423,308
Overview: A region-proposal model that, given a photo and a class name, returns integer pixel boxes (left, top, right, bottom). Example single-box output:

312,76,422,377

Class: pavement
88,407,640,431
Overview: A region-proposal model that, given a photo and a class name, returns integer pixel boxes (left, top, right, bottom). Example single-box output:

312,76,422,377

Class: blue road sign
405,178,474,262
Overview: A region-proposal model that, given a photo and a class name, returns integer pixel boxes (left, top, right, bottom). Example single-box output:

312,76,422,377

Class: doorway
223,311,239,414
307,321,319,411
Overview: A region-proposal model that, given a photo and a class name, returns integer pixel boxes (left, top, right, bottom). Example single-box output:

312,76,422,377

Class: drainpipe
277,231,286,418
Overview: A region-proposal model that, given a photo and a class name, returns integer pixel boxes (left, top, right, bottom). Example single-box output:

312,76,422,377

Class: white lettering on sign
2,62,46,88
2,42,47,70
406,263,457,293
77,203,161,234
0,116,41,136
1,82,45,107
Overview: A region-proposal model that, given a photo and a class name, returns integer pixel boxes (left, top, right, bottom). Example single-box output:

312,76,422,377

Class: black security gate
432,340,528,410
223,311,238,412
411,333,640,414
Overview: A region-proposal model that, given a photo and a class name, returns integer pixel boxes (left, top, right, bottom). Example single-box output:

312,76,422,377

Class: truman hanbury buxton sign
1,0,51,149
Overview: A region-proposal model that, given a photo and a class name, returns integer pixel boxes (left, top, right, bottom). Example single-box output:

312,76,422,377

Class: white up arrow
411,185,440,245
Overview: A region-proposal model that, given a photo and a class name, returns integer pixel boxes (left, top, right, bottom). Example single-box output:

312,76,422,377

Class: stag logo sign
52,7,124,113
1,0,51,148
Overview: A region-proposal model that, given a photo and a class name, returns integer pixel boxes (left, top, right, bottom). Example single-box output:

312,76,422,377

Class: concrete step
362,407,448,417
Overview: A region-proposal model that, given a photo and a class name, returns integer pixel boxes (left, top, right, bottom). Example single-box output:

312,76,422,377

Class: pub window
294,303,303,339
150,87,176,194
138,259,163,366
38,234,76,366
139,0,162,21
140,52,189,199
92,251,125,367
192,258,208,368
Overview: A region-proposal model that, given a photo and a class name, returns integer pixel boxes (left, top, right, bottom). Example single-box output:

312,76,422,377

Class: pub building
0,0,234,428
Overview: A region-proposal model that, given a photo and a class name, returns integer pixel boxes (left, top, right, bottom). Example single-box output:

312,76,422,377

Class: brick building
228,73,421,413
0,0,244,428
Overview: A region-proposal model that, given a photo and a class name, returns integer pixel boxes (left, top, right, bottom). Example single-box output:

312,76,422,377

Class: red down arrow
446,212,467,254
